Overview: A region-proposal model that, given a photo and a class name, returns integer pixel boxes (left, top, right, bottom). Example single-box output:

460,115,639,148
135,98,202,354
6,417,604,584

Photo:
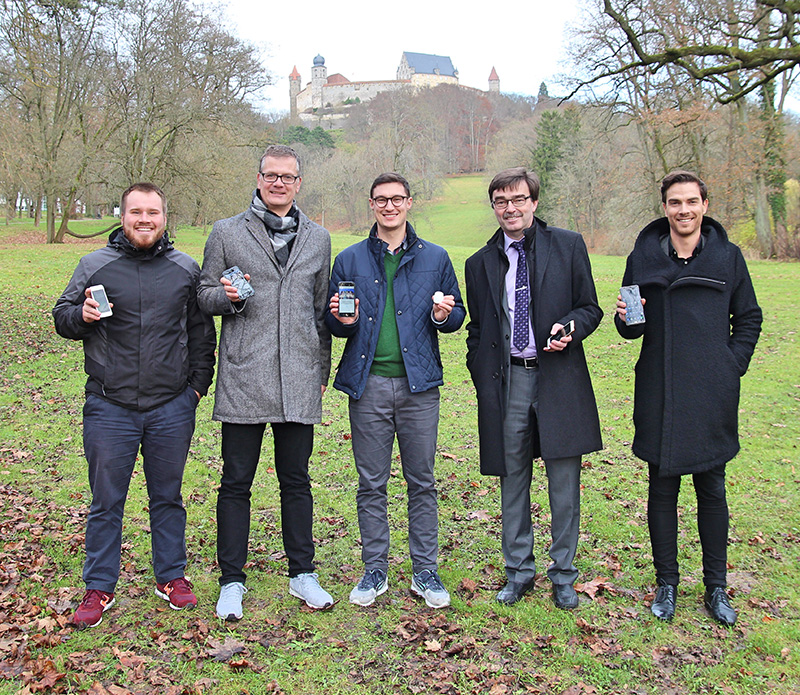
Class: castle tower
311,54,327,109
488,67,500,94
289,65,301,119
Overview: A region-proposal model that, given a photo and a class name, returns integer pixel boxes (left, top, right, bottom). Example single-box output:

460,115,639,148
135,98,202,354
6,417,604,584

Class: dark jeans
82,387,198,592
217,422,315,584
648,463,729,588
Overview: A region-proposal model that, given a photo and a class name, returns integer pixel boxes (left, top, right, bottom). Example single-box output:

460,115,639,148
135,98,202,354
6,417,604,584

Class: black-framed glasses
371,195,409,208
260,172,299,184
491,195,531,210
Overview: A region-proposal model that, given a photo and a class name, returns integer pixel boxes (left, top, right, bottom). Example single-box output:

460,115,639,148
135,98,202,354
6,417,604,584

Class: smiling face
492,181,538,240
257,155,302,217
370,182,412,236
663,181,708,241
121,190,166,249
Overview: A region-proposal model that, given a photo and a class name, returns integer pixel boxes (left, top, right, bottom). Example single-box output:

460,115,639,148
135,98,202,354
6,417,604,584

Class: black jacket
615,217,762,476
465,219,603,476
53,228,216,411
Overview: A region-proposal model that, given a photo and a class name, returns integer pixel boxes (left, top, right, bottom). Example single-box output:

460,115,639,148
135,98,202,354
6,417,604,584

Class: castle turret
289,65,301,119
311,54,327,109
488,67,500,94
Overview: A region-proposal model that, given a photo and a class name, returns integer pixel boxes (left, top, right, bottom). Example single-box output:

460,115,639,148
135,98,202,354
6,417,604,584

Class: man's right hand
615,294,646,321
329,292,359,324
82,288,112,323
221,272,250,302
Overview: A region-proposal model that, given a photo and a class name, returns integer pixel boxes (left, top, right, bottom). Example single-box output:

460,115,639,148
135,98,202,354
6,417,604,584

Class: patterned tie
511,240,529,351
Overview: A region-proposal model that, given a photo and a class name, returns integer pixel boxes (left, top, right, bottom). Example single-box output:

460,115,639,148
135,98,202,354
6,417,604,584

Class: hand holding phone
546,319,575,350
222,266,255,301
338,281,356,317
85,285,113,322
619,285,645,324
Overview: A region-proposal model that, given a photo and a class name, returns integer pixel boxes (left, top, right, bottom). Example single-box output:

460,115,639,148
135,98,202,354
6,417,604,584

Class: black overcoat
615,217,762,477
465,219,603,476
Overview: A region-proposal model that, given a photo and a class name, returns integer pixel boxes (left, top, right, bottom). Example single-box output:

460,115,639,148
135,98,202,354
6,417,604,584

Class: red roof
489,67,499,81
289,65,301,79
326,73,351,85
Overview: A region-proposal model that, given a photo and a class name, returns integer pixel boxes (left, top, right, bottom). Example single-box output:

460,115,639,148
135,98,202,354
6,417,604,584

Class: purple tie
511,240,529,351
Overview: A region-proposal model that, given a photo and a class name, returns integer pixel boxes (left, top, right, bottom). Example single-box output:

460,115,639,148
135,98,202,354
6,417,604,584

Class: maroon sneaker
155,577,197,610
73,589,115,629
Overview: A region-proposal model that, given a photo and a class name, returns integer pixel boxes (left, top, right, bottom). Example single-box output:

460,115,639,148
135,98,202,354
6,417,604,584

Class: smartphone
222,266,255,300
546,319,575,349
338,281,356,317
88,284,113,318
620,285,645,325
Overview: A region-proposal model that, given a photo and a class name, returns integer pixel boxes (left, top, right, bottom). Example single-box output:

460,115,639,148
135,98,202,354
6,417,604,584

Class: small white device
89,284,113,318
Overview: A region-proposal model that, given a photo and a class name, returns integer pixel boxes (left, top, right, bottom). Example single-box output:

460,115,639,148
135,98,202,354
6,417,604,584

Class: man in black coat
465,167,603,609
615,170,762,626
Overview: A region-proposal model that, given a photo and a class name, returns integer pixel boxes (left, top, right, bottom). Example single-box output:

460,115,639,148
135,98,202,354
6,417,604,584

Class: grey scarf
250,190,299,267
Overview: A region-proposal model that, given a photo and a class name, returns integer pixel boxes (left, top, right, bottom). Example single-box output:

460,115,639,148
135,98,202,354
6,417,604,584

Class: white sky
220,0,581,114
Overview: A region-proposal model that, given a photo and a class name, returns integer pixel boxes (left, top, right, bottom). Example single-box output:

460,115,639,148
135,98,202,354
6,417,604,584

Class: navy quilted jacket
326,223,465,399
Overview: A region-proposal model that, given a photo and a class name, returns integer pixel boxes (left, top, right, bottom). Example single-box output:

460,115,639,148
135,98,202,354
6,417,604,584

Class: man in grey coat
198,145,333,620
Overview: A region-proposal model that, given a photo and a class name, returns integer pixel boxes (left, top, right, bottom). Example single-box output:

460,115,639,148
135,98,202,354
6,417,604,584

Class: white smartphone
546,319,575,349
620,285,645,325
88,284,113,318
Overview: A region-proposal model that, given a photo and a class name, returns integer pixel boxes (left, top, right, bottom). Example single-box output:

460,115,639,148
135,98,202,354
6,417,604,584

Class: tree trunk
753,175,774,258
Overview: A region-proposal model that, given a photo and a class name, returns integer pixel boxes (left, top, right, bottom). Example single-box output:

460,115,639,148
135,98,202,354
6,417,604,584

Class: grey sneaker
411,569,451,608
349,569,388,607
216,582,247,621
289,572,333,609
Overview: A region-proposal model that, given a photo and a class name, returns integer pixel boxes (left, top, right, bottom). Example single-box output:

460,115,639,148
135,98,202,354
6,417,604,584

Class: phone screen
620,285,645,325
339,283,355,316
92,287,112,314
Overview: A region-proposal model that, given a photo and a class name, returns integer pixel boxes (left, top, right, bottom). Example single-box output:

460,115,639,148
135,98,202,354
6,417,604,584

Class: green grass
0,188,798,694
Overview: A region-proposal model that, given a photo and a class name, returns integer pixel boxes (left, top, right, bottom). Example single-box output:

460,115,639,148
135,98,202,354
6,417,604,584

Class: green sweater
370,250,406,377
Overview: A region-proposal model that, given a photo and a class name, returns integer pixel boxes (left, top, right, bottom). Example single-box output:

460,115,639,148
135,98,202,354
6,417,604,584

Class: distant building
289,52,499,125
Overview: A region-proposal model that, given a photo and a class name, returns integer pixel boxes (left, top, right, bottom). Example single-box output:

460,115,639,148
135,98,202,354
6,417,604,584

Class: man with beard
465,167,603,609
615,170,762,625
54,183,216,628
198,145,333,620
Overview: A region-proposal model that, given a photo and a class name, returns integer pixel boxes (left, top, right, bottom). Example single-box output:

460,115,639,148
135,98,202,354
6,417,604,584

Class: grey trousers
349,374,440,574
500,363,582,586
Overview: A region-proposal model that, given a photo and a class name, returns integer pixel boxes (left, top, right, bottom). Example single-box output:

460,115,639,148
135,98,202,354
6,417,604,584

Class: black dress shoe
552,583,579,610
496,578,535,605
651,583,677,621
704,587,737,626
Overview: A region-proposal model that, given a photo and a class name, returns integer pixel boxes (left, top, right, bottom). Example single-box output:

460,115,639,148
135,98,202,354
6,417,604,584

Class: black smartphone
222,266,255,300
620,285,645,324
546,319,575,349
338,281,355,317
89,284,113,318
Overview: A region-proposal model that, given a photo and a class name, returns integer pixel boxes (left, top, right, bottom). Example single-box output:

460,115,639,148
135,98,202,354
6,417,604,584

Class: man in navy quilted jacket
326,172,465,609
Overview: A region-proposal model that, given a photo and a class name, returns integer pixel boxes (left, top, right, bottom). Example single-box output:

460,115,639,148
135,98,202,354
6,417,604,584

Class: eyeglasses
491,195,531,210
260,172,299,184
371,195,409,208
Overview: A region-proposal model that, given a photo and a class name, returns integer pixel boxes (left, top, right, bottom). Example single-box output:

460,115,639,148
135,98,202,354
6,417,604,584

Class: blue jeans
82,387,198,592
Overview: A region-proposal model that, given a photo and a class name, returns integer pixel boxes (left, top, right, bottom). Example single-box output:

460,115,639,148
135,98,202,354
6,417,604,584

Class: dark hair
370,172,411,198
488,167,540,202
660,170,707,203
121,182,167,215
259,145,302,176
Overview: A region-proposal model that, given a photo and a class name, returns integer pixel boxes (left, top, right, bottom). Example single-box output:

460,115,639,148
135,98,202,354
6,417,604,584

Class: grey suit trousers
500,363,581,585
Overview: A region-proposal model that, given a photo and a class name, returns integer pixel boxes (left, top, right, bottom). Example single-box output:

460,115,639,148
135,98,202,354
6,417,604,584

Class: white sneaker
216,582,247,620
349,569,388,607
411,570,451,608
289,572,333,609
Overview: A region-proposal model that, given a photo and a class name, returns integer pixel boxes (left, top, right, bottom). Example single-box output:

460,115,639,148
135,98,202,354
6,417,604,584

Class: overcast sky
222,0,581,114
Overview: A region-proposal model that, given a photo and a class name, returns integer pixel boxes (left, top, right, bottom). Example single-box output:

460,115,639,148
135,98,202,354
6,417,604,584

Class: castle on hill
290,52,500,125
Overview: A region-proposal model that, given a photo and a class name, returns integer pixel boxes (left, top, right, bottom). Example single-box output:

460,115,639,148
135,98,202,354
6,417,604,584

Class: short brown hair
259,145,302,175
121,182,167,215
488,167,540,203
661,170,707,203
370,172,410,198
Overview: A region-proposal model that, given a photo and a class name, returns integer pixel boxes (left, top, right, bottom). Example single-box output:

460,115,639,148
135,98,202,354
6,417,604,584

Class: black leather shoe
552,583,579,610
651,583,677,621
704,587,737,626
496,578,536,605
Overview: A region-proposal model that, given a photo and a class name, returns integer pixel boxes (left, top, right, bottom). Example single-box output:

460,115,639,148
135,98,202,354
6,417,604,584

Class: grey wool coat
197,207,332,424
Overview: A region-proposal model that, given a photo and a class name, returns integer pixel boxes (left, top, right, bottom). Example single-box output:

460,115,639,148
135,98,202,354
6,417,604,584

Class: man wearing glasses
464,167,603,609
326,173,465,608
198,145,333,619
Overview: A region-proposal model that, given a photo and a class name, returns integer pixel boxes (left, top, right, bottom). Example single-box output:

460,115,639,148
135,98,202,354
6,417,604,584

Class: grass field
0,179,798,695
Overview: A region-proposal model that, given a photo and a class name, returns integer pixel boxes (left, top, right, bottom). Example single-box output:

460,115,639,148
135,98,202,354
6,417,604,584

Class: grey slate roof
403,52,457,77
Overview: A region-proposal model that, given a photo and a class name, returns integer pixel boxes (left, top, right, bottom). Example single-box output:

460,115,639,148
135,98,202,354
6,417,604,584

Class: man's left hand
432,294,455,322
543,322,573,352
